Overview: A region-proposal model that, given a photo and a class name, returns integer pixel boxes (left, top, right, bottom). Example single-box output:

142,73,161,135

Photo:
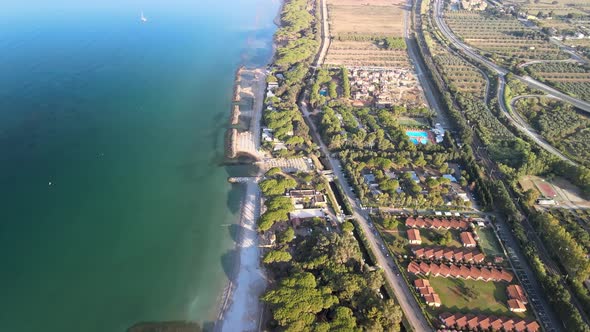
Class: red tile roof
439,313,540,332
411,246,485,263
508,299,527,312
414,279,430,288
408,261,420,274
407,262,513,282
407,229,422,243
460,231,477,247
526,321,541,332
405,217,471,230
507,284,527,303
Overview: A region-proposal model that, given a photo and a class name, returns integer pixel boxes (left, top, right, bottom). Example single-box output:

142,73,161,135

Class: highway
432,0,590,114
429,0,588,329
431,0,580,166
496,75,577,165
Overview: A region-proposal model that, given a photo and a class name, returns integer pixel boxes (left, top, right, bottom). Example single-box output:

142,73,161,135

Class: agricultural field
434,54,487,98
526,62,590,102
324,40,411,68
326,0,405,38
512,96,590,165
444,10,567,62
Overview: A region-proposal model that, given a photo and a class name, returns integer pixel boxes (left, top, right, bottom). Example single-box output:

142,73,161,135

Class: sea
0,0,279,331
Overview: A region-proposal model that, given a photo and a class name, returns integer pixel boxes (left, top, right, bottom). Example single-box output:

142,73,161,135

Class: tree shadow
220,248,240,282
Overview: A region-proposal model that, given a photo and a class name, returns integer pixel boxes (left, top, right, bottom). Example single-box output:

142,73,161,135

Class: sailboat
140,11,148,23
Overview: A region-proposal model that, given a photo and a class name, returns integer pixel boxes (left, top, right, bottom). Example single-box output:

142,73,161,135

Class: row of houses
438,312,539,332
406,217,470,230
414,279,441,307
412,246,485,263
408,261,513,282
507,284,528,313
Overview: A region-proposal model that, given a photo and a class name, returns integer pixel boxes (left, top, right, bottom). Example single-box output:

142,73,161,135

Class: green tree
278,227,296,244
263,250,293,264
342,221,354,233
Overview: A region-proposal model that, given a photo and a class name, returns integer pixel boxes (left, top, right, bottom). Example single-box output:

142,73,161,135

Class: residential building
405,217,470,230
407,261,513,282
407,229,422,245
508,299,527,313
439,312,539,332
507,284,528,304
460,231,477,248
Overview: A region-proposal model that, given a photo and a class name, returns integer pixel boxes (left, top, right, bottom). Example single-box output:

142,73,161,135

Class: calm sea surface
0,1,279,331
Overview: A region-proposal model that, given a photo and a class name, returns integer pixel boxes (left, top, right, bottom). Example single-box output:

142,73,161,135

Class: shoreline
214,1,285,331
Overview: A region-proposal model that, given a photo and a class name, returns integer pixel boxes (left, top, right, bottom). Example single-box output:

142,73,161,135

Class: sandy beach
217,179,266,332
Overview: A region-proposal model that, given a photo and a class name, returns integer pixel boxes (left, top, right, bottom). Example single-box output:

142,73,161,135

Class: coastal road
432,0,590,114
299,97,432,332
312,0,330,69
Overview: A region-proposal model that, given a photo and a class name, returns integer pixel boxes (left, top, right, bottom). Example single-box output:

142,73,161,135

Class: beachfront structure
407,261,514,282
287,189,327,209
412,246,485,263
460,231,477,248
439,312,539,332
288,208,325,222
405,217,470,230
407,229,422,245
507,284,528,304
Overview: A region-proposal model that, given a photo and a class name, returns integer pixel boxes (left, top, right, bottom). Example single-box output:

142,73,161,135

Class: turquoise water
406,130,429,144
0,1,279,331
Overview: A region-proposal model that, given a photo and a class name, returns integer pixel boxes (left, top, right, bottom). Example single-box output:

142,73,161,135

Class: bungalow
439,313,540,332
414,279,430,289
407,229,422,245
508,299,527,313
407,262,513,282
507,284,528,304
424,293,441,307
412,246,485,263
460,231,477,248
405,217,469,230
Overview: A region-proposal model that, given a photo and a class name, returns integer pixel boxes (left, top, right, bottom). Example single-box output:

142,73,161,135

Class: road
299,96,432,332
431,0,578,165
429,0,583,329
432,0,590,114
298,3,433,329
496,75,577,165
312,0,330,69
404,0,451,129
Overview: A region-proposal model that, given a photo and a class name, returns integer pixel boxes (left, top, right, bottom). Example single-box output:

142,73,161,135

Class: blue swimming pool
406,130,430,144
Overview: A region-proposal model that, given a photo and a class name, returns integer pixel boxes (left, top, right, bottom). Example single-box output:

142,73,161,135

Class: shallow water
0,0,279,331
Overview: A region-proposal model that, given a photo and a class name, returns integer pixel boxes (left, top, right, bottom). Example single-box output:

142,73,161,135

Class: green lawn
421,229,462,248
428,277,528,318
377,223,411,256
477,227,504,257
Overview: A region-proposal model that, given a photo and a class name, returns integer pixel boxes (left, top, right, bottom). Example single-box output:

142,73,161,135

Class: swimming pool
406,130,430,144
